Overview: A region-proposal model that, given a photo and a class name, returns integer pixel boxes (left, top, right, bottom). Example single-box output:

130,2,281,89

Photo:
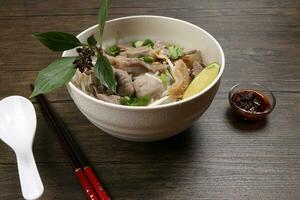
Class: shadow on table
107,125,202,198
122,125,200,159
225,107,268,132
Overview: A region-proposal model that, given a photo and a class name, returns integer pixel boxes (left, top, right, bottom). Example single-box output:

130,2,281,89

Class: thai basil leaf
33,32,82,51
95,54,117,93
30,57,77,97
120,96,151,106
98,0,111,47
87,35,97,46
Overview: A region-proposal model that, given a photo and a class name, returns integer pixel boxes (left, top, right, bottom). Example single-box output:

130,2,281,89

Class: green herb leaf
87,35,97,46
139,56,155,64
106,44,120,56
98,0,111,47
143,39,154,48
159,73,171,86
120,96,151,106
133,39,154,48
120,96,131,105
33,32,82,52
95,54,117,93
168,45,184,60
30,57,77,97
133,40,144,48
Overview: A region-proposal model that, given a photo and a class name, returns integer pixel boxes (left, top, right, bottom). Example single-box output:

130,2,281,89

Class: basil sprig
30,57,77,97
98,0,111,48
31,0,116,97
95,0,116,92
95,54,116,93
87,35,97,46
33,32,82,51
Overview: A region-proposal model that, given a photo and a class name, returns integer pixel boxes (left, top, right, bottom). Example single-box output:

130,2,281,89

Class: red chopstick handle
75,168,100,200
84,167,111,200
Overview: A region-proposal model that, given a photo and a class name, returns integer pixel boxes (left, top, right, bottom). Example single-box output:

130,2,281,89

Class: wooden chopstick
31,85,110,200
31,86,99,200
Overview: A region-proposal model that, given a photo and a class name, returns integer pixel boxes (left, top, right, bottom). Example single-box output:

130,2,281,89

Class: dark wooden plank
0,92,299,163
1,1,300,72
0,0,300,199
1,161,300,200
0,95,299,199
0,0,299,15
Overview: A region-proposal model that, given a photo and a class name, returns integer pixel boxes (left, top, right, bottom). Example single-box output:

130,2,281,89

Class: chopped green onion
168,45,184,60
159,73,171,86
120,96,131,105
106,44,120,56
139,56,155,64
165,69,175,83
143,39,154,48
120,96,151,106
133,40,144,48
133,39,155,48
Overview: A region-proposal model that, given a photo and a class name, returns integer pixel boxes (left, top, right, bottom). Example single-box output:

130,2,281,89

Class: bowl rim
65,15,225,110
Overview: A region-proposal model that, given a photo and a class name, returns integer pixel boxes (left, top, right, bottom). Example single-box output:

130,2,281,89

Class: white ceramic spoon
0,96,44,200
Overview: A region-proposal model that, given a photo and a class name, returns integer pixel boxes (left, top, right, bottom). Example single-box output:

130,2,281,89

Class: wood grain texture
0,0,300,199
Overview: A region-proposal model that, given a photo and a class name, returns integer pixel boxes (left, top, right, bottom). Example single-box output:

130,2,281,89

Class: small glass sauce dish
229,83,276,120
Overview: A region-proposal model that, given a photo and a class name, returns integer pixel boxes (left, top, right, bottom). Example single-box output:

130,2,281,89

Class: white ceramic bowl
63,15,225,142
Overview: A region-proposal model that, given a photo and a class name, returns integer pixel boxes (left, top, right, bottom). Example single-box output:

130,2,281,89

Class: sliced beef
153,41,169,59
94,93,121,105
114,69,134,96
191,61,204,78
153,41,168,53
91,84,121,104
119,46,156,58
117,43,132,51
182,50,203,69
133,74,165,99
107,55,167,75
149,62,168,72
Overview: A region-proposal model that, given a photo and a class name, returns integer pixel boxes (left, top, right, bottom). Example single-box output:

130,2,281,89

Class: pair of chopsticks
30,85,110,200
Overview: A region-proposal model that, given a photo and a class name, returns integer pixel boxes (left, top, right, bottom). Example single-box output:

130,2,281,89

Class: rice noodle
149,96,172,106
72,70,93,95
145,73,162,83
165,56,175,74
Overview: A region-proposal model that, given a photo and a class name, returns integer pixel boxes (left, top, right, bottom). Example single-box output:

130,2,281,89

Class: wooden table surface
1,0,300,199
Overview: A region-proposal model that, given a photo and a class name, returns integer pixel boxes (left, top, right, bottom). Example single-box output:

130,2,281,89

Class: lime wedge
183,62,220,99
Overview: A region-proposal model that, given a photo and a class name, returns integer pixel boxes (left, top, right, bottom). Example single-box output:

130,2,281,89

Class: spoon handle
16,150,44,200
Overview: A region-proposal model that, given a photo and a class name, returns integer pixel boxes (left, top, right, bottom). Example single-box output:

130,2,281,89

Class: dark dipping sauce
231,90,270,114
